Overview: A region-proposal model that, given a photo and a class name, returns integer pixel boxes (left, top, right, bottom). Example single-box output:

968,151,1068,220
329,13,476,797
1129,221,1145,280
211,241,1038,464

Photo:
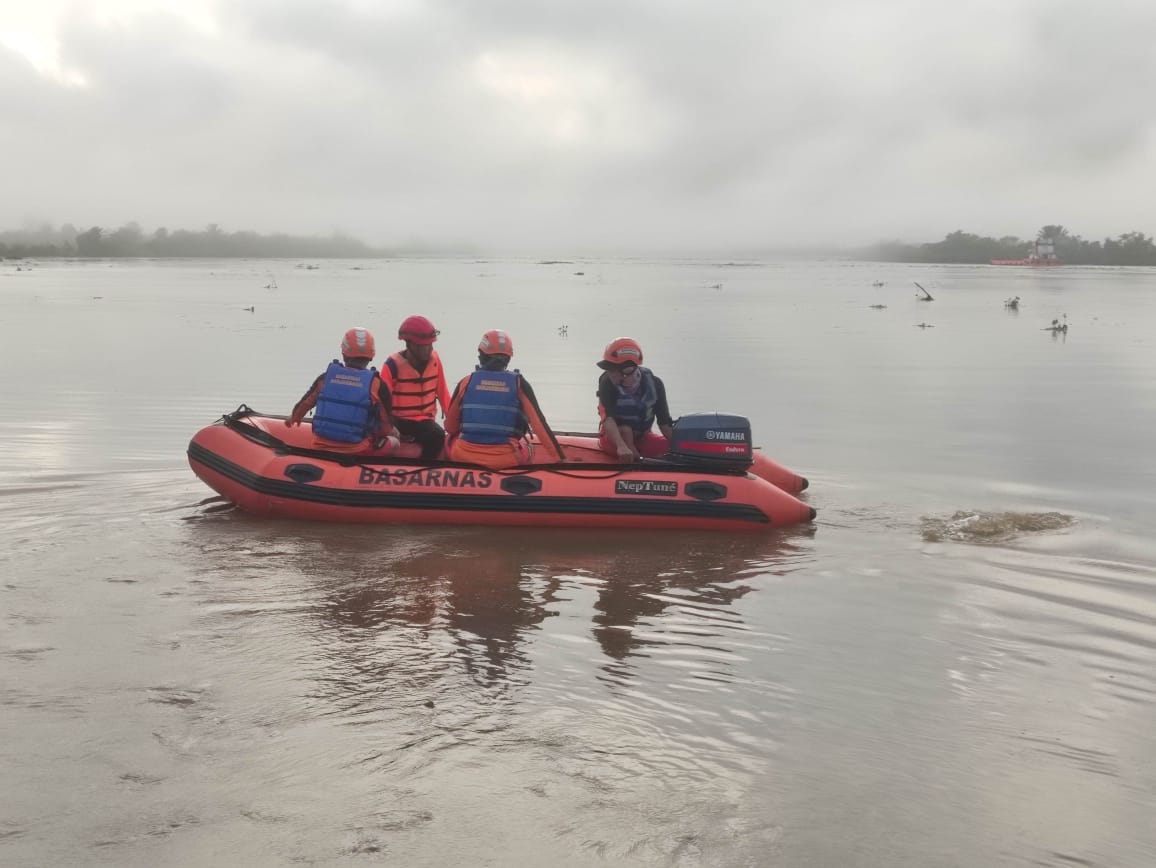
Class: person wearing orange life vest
380,314,451,460
287,327,398,454
595,337,674,462
444,329,563,470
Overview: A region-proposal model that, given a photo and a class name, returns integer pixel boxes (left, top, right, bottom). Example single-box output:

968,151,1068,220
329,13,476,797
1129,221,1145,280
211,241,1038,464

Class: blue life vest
313,361,378,443
612,367,658,434
460,368,526,445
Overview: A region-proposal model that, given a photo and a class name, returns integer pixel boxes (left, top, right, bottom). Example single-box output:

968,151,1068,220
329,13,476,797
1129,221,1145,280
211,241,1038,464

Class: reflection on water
0,420,79,478
150,517,817,863
305,534,564,702
584,535,808,668
183,519,812,703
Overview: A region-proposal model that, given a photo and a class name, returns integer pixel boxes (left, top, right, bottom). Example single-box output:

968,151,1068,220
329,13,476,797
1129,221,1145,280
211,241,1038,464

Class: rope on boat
216,406,749,480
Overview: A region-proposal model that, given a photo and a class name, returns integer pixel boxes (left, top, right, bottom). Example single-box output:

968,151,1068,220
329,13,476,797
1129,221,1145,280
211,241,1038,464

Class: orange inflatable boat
187,407,815,531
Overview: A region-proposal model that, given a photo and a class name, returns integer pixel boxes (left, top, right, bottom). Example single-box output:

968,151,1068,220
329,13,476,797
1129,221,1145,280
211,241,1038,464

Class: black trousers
393,417,446,461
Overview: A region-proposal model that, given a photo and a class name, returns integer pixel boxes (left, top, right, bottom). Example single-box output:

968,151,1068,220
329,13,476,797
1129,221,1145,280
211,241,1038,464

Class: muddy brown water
3,258,1155,866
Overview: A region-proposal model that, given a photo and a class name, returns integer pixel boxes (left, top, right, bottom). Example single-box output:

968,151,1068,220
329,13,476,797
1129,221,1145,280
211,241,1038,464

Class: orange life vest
385,351,443,421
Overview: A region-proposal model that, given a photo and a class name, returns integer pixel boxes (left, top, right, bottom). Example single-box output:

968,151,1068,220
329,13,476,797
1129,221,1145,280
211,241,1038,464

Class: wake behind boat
187,407,815,531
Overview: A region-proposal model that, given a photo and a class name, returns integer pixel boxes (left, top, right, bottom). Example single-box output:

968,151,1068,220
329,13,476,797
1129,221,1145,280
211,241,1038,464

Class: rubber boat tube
187,409,816,531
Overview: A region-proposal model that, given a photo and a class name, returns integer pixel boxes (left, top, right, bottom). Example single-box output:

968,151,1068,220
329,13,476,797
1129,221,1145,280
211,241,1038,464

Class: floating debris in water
921,510,1075,543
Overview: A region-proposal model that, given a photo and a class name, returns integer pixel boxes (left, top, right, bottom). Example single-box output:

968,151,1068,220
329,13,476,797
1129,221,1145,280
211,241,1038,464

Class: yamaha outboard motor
667,413,753,471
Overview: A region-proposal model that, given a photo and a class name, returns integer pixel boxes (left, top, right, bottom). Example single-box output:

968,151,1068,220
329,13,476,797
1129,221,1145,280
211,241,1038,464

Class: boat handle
685,481,728,502
284,463,325,484
501,476,542,496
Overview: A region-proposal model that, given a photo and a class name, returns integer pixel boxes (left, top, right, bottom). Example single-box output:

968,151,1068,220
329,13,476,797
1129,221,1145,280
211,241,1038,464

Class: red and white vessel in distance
992,237,1063,266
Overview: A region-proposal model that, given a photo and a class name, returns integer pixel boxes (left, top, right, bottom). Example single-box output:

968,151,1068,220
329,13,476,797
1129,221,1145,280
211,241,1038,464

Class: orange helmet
398,314,439,344
478,329,514,357
597,337,643,370
340,327,376,359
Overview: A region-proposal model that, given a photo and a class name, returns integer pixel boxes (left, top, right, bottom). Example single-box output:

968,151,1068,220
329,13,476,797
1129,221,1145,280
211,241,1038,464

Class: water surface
3,258,1155,866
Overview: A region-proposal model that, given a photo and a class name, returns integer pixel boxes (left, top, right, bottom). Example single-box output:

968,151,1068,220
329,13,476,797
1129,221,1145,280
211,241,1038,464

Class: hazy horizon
4,0,1155,255
8,219,1149,263
2,217,893,258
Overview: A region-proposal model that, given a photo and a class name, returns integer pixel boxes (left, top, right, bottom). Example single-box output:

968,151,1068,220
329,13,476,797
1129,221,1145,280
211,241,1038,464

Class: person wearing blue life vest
287,327,397,454
444,329,562,469
596,337,674,462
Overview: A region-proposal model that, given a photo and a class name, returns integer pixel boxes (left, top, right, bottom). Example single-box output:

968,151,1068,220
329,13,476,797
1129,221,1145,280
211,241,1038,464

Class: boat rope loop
214,407,745,481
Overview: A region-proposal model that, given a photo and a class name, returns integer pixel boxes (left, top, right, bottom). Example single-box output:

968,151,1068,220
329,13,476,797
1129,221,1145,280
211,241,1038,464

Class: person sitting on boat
444,329,563,469
286,327,396,454
381,314,451,460
596,337,674,462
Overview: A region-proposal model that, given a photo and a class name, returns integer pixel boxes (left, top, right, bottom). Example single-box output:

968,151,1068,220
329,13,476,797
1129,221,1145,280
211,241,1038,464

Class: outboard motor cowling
668,413,753,470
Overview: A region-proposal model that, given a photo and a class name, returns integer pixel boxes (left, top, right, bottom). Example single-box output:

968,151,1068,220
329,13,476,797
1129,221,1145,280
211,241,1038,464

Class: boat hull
187,412,815,531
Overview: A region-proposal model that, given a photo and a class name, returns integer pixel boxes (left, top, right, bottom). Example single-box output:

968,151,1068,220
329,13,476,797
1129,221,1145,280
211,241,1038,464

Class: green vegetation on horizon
867,225,1156,266
4,221,1156,265
0,222,456,260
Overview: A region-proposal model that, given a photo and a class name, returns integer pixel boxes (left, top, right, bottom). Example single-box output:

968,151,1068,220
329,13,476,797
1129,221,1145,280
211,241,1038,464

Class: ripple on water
0,824,27,841
146,686,208,707
944,538,1156,730
921,510,1075,543
0,468,198,544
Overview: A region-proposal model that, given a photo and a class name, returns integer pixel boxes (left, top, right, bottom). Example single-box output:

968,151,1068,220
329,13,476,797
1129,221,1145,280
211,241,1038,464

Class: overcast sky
2,0,1154,254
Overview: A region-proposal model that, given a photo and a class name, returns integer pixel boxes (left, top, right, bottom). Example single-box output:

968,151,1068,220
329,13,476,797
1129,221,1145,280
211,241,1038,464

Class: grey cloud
3,0,1156,251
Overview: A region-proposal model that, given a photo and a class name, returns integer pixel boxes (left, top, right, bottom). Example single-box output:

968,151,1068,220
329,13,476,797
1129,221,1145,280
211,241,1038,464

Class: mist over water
3,258,1156,866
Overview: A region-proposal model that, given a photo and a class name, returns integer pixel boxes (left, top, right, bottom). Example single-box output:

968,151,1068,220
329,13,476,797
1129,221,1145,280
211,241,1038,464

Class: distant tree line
0,222,412,259
6,220,1156,265
867,225,1156,266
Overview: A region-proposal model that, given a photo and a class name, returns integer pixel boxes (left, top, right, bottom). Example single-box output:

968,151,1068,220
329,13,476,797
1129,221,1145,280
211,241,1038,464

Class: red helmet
478,329,513,357
340,327,375,359
398,314,439,345
597,337,643,370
